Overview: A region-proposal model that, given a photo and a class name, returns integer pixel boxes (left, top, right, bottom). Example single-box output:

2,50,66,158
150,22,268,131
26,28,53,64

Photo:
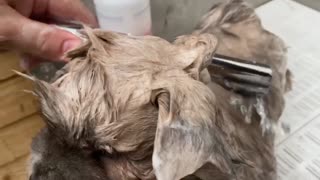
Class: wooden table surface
0,52,43,180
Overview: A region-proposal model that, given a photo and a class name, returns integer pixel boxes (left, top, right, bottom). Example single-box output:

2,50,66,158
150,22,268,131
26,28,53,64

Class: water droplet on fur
254,97,274,135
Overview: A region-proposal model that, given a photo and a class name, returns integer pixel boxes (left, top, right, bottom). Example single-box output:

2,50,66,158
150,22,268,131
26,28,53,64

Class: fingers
0,0,95,67
0,5,82,62
19,20,82,59
45,0,98,27
8,0,34,17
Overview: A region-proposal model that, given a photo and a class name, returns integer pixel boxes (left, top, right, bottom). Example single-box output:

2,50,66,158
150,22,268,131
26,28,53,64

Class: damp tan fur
29,0,291,180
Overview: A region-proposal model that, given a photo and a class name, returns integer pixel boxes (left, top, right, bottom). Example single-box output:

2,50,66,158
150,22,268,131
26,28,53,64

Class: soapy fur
29,0,291,179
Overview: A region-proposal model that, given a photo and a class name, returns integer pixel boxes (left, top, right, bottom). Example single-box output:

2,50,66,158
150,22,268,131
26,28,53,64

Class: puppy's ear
151,80,235,180
173,33,218,80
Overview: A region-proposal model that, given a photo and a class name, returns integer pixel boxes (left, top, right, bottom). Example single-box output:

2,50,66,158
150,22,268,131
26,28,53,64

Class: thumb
1,6,82,61
15,19,82,61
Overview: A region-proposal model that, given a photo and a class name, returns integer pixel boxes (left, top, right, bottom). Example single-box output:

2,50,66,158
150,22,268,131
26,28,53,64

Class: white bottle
93,0,152,36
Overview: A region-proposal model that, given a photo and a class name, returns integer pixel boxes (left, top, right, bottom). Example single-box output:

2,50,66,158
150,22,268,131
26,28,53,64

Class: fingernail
62,39,81,53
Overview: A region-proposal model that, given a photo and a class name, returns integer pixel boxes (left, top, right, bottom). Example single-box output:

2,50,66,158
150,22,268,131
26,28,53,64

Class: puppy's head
30,27,239,179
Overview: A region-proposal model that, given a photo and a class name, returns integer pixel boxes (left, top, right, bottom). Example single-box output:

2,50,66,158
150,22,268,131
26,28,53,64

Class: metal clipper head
207,54,273,96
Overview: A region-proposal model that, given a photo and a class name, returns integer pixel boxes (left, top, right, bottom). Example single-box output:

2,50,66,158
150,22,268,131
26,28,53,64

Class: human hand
0,0,98,70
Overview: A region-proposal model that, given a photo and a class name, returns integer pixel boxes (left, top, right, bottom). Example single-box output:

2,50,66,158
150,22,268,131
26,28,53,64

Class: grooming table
257,0,320,179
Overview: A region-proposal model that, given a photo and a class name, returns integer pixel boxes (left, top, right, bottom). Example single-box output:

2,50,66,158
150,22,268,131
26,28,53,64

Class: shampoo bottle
94,0,152,36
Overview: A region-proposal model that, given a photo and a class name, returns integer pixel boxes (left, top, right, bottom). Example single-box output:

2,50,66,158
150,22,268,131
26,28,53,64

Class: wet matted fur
29,0,291,180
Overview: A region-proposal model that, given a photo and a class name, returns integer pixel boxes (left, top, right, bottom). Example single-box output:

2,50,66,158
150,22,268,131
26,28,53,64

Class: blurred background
82,0,320,41
0,0,319,180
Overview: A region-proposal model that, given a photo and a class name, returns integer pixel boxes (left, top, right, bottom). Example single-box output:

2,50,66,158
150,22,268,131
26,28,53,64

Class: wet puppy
29,0,291,179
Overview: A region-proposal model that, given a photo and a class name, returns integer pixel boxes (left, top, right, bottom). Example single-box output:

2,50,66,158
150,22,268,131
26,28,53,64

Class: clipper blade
208,54,273,96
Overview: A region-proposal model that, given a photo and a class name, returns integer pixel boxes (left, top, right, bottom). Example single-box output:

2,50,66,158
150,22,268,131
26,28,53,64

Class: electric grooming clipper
208,54,272,96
